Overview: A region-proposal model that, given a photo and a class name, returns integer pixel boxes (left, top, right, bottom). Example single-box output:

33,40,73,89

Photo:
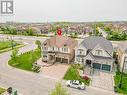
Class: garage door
62,58,68,63
56,57,61,62
102,64,111,71
93,63,101,69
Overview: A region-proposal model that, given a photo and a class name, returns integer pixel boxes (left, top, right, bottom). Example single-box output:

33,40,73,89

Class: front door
86,60,91,66
49,55,55,61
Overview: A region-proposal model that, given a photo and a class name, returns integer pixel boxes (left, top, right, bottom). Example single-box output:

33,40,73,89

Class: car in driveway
66,80,85,90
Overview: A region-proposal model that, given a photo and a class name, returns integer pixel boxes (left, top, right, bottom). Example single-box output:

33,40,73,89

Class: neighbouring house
42,35,77,64
117,42,127,73
75,36,114,72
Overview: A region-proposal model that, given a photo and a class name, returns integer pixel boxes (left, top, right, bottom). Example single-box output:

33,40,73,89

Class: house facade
75,36,114,72
117,42,127,73
42,35,77,64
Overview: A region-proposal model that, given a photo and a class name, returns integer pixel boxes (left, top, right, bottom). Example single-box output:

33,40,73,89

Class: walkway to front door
91,70,114,91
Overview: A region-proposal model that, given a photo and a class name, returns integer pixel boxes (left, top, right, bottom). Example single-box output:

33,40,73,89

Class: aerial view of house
42,35,77,64
75,36,114,72
0,0,127,94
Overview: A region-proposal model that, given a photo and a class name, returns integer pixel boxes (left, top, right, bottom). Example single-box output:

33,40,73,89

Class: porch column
61,58,62,63
91,61,93,67
90,61,93,75
68,58,69,64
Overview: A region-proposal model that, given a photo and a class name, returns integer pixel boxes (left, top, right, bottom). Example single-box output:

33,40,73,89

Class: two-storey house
42,35,77,64
75,36,114,72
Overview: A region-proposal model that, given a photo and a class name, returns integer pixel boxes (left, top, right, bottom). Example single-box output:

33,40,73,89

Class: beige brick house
42,35,77,64
117,42,127,73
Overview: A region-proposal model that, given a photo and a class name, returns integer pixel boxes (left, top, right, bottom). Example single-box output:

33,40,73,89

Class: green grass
0,41,19,50
8,49,41,72
64,64,90,85
114,72,127,94
0,87,6,94
0,44,24,54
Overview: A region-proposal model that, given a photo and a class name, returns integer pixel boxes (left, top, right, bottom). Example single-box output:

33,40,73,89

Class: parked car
66,80,85,90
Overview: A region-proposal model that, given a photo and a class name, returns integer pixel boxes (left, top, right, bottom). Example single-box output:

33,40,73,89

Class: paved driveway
39,62,70,79
91,70,114,91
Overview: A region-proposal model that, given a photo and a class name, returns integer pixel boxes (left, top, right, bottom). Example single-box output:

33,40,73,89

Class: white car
66,80,85,90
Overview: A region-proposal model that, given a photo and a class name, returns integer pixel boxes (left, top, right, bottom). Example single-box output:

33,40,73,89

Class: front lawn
0,87,6,94
64,64,90,85
8,49,41,72
0,40,19,50
114,72,127,94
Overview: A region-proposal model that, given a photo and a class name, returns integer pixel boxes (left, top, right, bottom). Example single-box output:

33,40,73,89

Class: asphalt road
0,34,115,95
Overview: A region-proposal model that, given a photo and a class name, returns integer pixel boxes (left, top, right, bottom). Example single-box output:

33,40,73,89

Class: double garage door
93,63,111,71
56,57,68,63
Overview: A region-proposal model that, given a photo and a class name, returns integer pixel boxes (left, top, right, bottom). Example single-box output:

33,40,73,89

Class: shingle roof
43,35,77,48
80,36,113,54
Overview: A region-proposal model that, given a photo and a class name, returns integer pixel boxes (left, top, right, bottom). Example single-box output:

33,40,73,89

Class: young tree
35,40,41,50
50,82,70,95
11,48,18,62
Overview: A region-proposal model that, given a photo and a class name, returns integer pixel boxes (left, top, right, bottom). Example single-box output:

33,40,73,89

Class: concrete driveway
91,70,114,91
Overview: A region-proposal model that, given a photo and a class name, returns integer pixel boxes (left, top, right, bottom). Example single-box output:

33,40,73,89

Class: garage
62,58,68,63
56,57,61,62
102,64,111,71
93,63,101,70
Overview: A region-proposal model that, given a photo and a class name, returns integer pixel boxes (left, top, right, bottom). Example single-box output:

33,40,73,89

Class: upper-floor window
78,49,84,55
52,47,55,51
43,47,48,51
57,48,59,51
95,50,103,56
62,48,68,52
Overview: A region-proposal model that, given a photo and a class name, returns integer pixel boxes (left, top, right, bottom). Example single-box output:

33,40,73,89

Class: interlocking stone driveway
91,70,114,91
38,60,70,79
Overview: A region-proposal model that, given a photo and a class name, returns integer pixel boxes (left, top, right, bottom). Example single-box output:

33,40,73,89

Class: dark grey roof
80,36,113,54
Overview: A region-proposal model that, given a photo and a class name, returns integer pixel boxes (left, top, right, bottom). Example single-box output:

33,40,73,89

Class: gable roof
43,35,77,48
80,36,113,54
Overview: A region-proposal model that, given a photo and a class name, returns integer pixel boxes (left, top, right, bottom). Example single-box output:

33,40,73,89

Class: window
57,48,59,51
78,49,84,55
52,47,54,51
43,55,47,58
95,50,103,56
76,58,80,62
43,47,47,51
62,48,68,52
82,58,84,63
